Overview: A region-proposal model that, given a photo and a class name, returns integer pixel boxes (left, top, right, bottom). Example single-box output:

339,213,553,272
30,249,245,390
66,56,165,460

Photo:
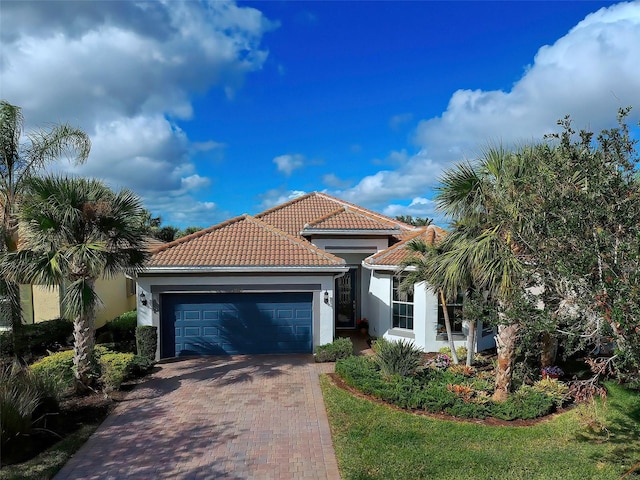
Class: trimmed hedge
315,337,353,362
1,318,73,359
335,356,558,420
96,310,137,353
136,325,157,362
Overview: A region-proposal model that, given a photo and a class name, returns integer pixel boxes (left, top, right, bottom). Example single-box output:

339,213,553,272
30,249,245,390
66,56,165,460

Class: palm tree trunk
540,332,557,367
2,211,24,356
466,319,476,366
73,303,96,393
492,323,520,401
439,289,459,364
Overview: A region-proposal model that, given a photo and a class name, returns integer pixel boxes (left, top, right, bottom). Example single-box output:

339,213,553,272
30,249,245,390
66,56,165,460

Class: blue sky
2,1,639,228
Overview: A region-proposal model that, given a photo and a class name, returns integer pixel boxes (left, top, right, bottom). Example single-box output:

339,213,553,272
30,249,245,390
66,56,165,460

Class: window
392,276,413,330
437,292,464,337
125,277,136,297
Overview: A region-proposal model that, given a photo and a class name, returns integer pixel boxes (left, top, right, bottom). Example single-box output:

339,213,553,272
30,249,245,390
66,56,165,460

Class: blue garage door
161,292,313,357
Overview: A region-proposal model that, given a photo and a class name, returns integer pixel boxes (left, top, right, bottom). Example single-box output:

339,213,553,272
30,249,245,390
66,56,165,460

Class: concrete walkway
54,355,340,480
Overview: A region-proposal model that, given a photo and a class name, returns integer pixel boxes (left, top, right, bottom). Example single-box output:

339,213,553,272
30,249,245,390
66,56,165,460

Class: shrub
126,355,154,378
439,345,468,360
373,339,423,378
1,362,60,448
0,330,14,358
2,318,73,359
30,349,76,393
532,378,570,408
315,337,353,362
492,386,555,420
102,310,137,352
99,352,135,392
335,356,380,388
136,325,158,362
448,364,477,376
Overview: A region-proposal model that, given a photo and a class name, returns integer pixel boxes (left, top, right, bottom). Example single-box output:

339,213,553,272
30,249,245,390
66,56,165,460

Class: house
20,237,166,328
19,277,137,328
136,192,495,359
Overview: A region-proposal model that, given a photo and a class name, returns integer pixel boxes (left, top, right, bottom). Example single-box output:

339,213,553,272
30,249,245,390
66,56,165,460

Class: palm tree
400,238,462,365
0,100,90,337
435,146,532,401
1,176,149,391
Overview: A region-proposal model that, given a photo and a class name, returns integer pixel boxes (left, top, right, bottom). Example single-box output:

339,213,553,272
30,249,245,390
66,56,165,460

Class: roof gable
150,215,345,268
302,206,401,233
255,191,417,237
364,225,447,267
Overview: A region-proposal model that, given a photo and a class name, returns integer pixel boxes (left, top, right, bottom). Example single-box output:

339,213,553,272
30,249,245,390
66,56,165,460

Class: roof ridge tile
315,192,418,231
304,207,346,228
254,192,315,218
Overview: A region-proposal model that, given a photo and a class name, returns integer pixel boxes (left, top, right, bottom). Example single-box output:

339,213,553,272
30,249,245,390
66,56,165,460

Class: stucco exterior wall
31,285,61,323
93,276,133,328
136,272,340,359
26,274,135,328
365,271,495,353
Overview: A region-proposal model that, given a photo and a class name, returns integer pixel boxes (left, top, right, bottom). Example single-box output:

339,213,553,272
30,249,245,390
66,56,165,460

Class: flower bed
335,356,570,420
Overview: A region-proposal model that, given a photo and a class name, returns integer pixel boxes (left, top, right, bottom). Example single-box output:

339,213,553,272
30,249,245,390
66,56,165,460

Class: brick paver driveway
55,355,340,480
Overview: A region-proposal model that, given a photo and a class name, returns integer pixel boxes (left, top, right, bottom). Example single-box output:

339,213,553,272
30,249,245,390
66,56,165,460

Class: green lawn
321,377,640,480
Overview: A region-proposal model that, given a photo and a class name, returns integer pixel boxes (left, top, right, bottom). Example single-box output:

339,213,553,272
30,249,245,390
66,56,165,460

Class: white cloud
273,153,305,176
1,0,275,227
322,173,351,189
382,197,440,223
257,188,306,210
331,151,438,206
181,174,211,191
338,1,640,213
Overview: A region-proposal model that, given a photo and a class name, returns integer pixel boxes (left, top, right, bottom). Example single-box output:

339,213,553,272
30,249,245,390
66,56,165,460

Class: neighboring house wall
93,276,134,328
136,273,339,359
24,274,135,328
31,285,61,323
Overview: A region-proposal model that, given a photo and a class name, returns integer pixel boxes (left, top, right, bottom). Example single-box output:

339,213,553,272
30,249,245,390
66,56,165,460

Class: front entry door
336,268,358,329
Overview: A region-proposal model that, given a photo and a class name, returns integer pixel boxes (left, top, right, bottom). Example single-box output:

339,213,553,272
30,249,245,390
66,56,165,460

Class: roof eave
300,229,400,236
140,265,350,275
361,261,418,272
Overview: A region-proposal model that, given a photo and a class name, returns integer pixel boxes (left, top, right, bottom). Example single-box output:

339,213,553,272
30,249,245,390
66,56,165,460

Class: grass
0,424,99,480
321,377,640,480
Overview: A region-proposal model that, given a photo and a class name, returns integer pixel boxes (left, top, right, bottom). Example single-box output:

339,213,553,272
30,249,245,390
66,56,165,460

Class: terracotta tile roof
143,236,166,253
255,192,416,237
149,215,345,268
365,225,447,267
303,207,401,232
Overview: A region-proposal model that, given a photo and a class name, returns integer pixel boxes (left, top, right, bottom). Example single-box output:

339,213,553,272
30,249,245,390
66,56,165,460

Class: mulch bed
326,372,571,427
0,374,151,467
1,393,115,466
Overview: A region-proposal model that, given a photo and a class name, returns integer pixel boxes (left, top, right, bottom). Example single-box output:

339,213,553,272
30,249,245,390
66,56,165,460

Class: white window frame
392,276,414,330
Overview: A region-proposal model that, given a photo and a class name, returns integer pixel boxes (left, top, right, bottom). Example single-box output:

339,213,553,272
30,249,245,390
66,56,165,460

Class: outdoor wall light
324,290,330,304
139,292,148,306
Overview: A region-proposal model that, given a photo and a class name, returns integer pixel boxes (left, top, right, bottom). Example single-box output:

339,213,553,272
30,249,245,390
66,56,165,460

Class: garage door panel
161,292,312,357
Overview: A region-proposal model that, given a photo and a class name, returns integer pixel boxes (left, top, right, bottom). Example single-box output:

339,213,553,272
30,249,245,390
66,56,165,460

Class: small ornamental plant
428,353,452,370
356,318,369,330
541,365,564,378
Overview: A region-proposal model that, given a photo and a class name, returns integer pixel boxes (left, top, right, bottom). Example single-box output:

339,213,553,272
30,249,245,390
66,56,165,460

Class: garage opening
161,292,313,357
